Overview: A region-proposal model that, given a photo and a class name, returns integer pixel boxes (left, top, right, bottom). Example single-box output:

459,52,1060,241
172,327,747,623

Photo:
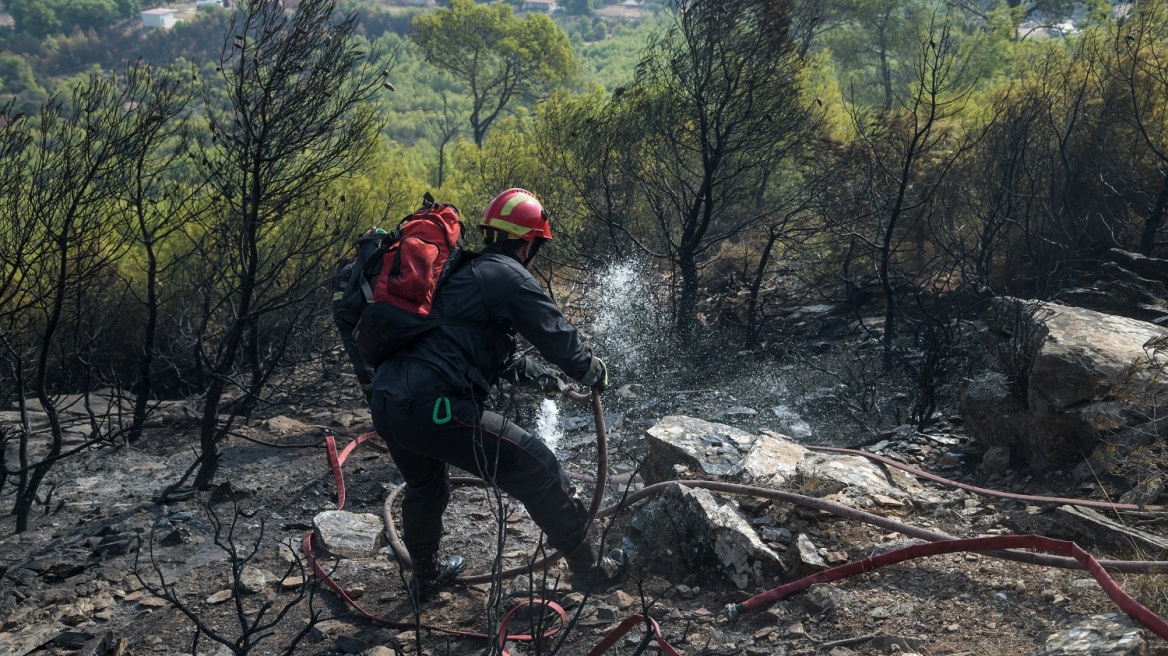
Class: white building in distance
141,8,177,29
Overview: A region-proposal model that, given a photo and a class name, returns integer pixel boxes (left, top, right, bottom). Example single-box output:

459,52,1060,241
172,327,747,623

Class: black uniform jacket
371,246,592,399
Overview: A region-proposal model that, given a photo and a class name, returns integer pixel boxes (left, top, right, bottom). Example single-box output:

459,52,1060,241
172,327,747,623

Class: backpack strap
359,276,375,305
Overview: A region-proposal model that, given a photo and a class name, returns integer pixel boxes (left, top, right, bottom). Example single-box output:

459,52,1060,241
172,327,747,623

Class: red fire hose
317,393,1168,653
725,534,1168,641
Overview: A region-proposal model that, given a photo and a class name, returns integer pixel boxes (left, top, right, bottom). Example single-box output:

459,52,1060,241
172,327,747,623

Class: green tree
9,0,62,38
0,54,48,114
1003,0,1075,23
8,0,125,37
823,0,926,112
411,0,576,146
563,0,592,17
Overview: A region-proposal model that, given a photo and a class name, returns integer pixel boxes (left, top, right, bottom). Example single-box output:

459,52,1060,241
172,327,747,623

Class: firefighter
369,188,620,601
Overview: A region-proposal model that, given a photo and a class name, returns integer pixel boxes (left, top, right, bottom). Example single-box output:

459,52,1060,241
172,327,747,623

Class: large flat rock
312,510,385,559
643,416,906,499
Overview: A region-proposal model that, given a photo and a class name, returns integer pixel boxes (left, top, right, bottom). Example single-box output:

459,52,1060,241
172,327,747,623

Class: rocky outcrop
643,415,907,500
1056,249,1168,325
630,416,921,589
626,483,784,589
961,298,1168,469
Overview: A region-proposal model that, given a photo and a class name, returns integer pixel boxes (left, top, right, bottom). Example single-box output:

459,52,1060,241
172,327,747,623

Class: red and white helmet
479,188,553,241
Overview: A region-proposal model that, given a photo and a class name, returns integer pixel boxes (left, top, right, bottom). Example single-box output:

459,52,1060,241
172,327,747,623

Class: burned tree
107,62,201,444
603,0,814,338
1103,0,1168,257
177,0,385,491
826,16,980,367
0,70,161,531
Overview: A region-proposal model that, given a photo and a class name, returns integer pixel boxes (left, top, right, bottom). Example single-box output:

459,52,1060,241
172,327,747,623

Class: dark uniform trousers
372,387,590,562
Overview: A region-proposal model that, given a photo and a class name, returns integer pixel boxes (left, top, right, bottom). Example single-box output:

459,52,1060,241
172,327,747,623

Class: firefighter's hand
578,356,608,393
536,373,566,398
510,357,563,395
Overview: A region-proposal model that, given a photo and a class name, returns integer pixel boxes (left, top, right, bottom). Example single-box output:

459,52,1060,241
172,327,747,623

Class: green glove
578,356,608,393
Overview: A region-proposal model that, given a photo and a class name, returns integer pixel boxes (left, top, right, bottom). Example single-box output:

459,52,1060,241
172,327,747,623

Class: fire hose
805,444,1164,513
313,390,1168,652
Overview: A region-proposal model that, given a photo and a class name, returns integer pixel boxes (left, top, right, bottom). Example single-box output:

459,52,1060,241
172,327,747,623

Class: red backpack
334,194,470,368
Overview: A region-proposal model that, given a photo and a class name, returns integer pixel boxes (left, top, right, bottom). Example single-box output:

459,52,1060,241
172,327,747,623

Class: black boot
563,541,625,593
408,554,466,602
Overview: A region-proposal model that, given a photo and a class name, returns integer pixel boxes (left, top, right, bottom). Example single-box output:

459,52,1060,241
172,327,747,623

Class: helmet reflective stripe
484,216,534,237
499,193,537,216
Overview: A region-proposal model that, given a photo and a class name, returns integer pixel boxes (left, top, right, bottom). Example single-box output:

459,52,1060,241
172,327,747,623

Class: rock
759,526,792,544
980,446,1011,474
627,482,784,589
644,417,905,500
871,493,904,507
805,583,853,613
337,634,375,653
75,631,114,656
1108,248,1168,288
26,558,86,582
1055,505,1168,553
1042,613,1145,655
314,620,360,642
883,465,925,494
771,406,813,439
742,431,805,488
0,623,64,655
1119,476,1165,505
206,589,233,604
612,590,635,610
52,630,95,649
363,648,398,656
313,511,386,559
564,416,590,431
138,595,168,607
1073,416,1168,482
962,298,1168,469
264,415,310,434
93,533,132,558
643,416,757,484
159,528,189,546
615,383,639,399
795,534,827,569
715,406,757,419
821,549,848,564
507,575,533,597
59,600,93,626
1055,250,1168,323
507,574,558,597
279,575,306,589
239,567,272,594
